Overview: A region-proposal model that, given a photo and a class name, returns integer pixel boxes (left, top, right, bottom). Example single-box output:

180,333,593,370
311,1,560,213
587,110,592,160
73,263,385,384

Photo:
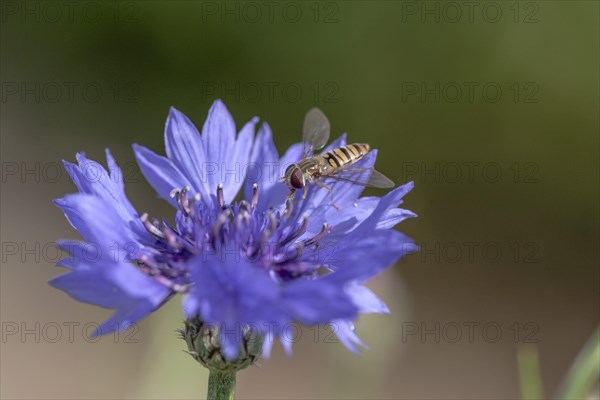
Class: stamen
169,187,192,217
153,275,189,293
260,211,277,244
278,217,308,248
251,183,259,209
238,200,251,212
274,243,304,264
245,244,259,260
217,184,225,209
179,186,191,216
282,199,294,219
212,209,231,242
163,224,180,249
139,254,160,271
303,223,330,247
235,209,251,231
141,213,165,238
268,212,278,231
189,193,201,218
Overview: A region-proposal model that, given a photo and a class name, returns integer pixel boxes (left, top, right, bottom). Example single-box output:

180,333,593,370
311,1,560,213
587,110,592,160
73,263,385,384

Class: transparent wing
322,167,395,188
302,108,330,157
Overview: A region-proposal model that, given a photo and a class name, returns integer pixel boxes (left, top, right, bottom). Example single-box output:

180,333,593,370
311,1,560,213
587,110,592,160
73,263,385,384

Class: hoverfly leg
302,185,308,200
287,189,296,201
315,180,333,193
314,181,340,210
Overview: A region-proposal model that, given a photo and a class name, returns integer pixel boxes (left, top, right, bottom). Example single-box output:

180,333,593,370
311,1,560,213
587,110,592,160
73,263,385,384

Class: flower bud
180,317,262,372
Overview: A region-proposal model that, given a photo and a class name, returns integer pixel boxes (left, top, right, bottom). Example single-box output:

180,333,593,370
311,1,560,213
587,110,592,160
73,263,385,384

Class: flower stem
207,370,236,400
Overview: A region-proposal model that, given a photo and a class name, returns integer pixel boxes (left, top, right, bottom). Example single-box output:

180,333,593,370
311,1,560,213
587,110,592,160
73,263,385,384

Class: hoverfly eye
290,168,305,189
285,164,295,175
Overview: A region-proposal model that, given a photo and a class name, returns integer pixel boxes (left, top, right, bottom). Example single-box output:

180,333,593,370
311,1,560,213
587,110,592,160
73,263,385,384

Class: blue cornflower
51,99,417,363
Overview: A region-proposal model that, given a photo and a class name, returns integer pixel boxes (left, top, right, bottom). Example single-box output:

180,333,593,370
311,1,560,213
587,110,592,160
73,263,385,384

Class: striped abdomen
322,143,370,170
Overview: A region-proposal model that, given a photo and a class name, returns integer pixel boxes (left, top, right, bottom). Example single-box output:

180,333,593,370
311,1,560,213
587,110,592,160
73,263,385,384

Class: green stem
207,370,236,400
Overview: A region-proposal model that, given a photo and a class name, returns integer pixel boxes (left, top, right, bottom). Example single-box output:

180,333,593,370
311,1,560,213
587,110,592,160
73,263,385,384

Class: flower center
137,184,331,292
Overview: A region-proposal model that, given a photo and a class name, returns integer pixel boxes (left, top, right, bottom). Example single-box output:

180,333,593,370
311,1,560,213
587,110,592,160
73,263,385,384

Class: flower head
51,99,417,365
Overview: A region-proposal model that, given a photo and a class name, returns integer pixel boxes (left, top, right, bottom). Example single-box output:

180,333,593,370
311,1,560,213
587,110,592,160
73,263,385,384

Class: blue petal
50,246,169,337
350,181,415,236
318,229,417,282
244,123,279,204
105,149,126,194
333,320,366,353
63,152,149,241
187,255,283,326
50,267,129,309
219,322,245,361
182,293,200,319
186,254,359,358
376,208,418,229
281,277,358,325
311,181,416,241
345,282,389,314
92,301,159,337
279,325,295,355
201,100,237,198
306,196,379,238
133,144,192,207
261,329,276,359
53,194,143,255
307,198,417,240
186,255,288,360
225,116,258,202
54,240,96,270
51,261,167,309
259,142,305,211
164,107,210,196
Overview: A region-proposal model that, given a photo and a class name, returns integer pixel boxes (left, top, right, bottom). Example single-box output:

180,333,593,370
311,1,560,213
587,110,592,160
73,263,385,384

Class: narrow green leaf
518,344,543,400
558,327,600,400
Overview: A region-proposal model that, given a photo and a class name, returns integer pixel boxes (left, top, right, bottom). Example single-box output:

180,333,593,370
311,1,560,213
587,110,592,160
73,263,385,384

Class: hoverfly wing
302,108,330,156
365,169,395,188
323,167,395,188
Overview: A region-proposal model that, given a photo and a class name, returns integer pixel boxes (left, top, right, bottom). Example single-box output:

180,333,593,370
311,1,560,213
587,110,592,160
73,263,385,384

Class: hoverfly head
285,164,305,190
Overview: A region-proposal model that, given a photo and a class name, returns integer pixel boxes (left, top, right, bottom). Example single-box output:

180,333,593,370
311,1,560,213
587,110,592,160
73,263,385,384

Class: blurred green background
1,1,598,399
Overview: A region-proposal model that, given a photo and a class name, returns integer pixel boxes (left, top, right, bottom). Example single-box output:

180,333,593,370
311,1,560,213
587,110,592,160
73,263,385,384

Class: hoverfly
282,108,395,202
